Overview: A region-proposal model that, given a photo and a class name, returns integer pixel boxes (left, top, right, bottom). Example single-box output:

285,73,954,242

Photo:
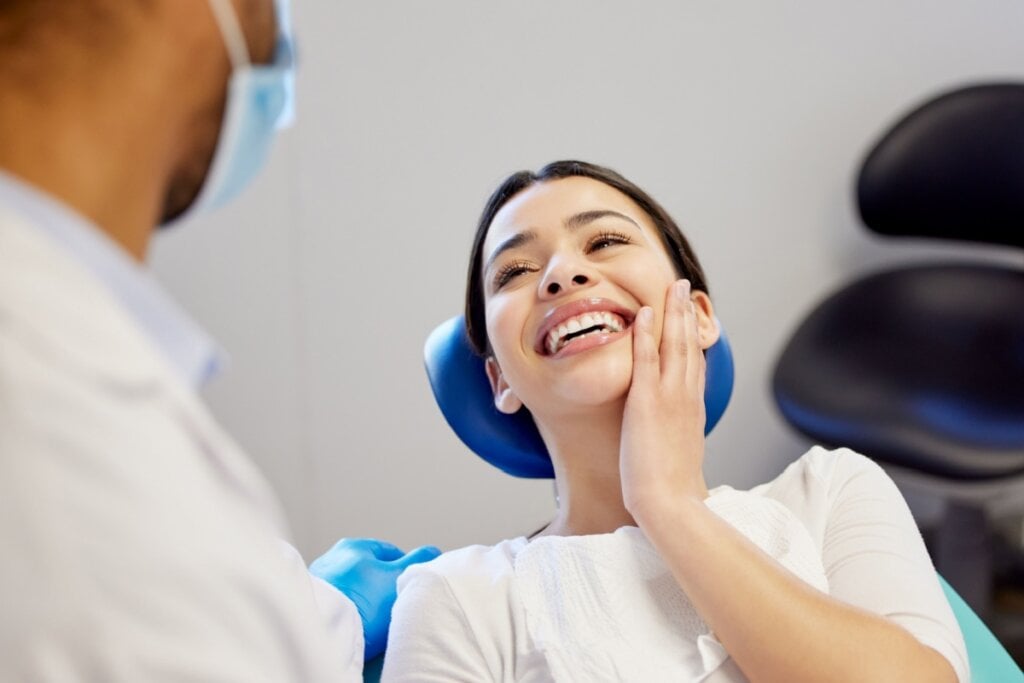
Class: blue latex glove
309,538,441,661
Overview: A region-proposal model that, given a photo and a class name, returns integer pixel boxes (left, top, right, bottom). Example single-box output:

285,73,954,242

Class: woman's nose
539,258,597,299
545,274,589,295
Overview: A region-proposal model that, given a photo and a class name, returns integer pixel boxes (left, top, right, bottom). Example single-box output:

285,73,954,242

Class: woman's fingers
630,306,659,392
685,297,708,425
683,293,701,392
659,279,693,381
695,310,708,400
634,278,706,402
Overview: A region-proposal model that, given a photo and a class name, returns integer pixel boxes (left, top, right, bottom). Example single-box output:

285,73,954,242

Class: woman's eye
494,261,534,289
587,231,632,252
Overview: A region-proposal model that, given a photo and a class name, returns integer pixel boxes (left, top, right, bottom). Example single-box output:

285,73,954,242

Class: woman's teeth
546,311,626,355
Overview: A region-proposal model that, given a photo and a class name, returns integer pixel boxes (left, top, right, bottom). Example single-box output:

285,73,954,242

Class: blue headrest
424,315,735,478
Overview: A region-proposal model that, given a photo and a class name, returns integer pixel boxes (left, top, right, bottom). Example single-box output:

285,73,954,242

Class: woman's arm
639,494,958,683
619,280,960,683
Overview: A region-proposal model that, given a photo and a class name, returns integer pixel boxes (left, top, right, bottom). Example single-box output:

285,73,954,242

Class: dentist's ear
485,357,524,414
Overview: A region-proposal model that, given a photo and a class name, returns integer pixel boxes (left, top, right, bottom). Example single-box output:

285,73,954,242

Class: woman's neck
533,400,637,537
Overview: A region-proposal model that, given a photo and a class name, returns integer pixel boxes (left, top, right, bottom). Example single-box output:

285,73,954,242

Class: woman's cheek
485,296,533,382
486,297,518,353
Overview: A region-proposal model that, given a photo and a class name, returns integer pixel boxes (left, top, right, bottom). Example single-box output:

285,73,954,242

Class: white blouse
382,447,968,682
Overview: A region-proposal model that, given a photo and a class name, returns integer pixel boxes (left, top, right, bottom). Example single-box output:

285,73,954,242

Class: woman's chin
549,361,633,409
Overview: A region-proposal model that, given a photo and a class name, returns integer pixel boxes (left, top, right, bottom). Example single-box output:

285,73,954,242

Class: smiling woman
381,161,968,682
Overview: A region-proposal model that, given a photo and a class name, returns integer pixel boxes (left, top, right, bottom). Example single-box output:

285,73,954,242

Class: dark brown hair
465,160,710,356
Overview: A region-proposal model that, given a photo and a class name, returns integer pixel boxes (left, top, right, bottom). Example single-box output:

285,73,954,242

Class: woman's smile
535,297,635,358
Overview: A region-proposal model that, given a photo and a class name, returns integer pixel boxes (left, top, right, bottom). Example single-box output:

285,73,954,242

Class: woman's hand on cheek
620,279,709,527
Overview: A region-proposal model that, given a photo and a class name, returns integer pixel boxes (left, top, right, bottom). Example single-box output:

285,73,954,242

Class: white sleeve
381,566,494,682
279,541,365,676
815,449,970,682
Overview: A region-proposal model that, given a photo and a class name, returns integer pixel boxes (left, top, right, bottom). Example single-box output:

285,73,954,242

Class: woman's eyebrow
485,229,537,273
564,210,641,231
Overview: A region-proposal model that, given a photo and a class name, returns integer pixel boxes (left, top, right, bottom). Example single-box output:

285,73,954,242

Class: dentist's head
0,0,294,257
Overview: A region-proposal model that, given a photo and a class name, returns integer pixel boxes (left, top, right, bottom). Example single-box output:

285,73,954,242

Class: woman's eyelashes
494,259,536,289
586,230,633,252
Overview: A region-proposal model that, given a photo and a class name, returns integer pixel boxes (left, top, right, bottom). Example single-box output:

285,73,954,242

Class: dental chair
359,315,1017,681
772,83,1024,667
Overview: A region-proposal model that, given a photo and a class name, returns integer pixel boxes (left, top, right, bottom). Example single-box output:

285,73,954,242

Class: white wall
151,0,1024,558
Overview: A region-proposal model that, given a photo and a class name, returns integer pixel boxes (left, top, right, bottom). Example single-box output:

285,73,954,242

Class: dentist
0,0,437,679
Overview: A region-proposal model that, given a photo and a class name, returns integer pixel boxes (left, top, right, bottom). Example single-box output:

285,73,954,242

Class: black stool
773,84,1024,617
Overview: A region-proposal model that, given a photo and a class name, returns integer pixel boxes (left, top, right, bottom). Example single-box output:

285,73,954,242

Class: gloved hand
309,538,441,661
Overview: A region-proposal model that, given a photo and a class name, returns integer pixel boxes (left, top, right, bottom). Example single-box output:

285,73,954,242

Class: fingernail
638,307,653,326
675,279,691,299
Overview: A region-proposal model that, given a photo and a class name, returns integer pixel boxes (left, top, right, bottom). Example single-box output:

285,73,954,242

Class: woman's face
481,176,712,418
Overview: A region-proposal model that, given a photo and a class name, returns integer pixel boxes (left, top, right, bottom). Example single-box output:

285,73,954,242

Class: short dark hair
464,160,710,356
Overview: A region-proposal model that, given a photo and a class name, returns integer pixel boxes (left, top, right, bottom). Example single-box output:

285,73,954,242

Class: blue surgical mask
166,0,295,225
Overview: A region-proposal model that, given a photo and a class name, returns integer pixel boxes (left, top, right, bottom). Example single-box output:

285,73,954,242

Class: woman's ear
485,357,524,414
690,290,721,350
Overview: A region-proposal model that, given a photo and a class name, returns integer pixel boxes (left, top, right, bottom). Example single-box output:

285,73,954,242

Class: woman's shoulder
397,536,528,596
761,445,889,494
748,446,897,534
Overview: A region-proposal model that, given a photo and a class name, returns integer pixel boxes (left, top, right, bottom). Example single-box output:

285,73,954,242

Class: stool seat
773,263,1024,480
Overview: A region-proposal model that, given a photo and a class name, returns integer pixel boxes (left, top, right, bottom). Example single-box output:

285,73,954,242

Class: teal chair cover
363,575,1020,682
939,575,1022,682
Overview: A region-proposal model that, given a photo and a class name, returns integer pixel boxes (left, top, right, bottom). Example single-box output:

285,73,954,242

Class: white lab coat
0,205,363,681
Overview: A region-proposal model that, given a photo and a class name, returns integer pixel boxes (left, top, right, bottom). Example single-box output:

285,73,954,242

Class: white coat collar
0,205,290,525
0,171,223,389
1,203,190,392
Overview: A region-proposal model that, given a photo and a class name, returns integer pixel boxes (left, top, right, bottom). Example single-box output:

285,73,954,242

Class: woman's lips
535,298,636,357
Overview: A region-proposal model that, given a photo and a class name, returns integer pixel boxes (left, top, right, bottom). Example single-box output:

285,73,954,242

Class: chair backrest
423,315,734,478
858,82,1024,249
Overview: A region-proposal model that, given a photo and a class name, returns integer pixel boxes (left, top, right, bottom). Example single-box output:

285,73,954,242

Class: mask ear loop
207,0,252,69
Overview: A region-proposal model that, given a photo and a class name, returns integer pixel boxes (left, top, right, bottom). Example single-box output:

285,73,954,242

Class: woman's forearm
637,497,957,683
